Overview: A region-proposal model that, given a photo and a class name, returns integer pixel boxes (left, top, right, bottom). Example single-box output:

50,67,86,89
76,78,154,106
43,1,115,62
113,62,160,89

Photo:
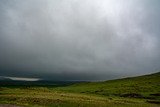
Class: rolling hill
55,72,160,103
0,72,160,107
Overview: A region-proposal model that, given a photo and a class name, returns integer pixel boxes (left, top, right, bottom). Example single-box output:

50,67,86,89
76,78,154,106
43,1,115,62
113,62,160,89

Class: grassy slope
56,72,160,99
54,71,160,106
0,72,160,107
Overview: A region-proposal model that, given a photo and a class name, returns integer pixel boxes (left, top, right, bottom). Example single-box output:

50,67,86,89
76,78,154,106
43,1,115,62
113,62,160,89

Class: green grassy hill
0,72,160,107
56,72,160,102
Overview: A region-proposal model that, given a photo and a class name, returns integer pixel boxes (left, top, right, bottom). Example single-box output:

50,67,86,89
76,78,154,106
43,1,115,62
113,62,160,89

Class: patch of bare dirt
120,93,144,98
0,104,22,107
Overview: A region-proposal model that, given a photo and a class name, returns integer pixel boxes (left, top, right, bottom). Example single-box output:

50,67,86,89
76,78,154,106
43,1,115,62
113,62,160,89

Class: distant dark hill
0,76,12,81
56,71,160,102
0,79,82,87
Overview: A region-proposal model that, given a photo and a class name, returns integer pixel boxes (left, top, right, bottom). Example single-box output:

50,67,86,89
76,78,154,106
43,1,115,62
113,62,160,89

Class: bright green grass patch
55,72,160,100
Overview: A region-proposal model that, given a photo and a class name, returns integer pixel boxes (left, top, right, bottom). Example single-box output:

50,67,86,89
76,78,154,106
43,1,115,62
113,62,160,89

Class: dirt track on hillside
0,104,22,107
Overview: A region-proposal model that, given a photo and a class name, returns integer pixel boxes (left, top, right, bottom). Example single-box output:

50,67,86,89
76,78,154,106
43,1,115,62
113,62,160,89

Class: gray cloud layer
0,0,160,80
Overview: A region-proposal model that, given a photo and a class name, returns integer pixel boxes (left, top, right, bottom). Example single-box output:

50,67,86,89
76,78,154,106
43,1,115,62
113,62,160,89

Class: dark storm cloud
0,0,160,80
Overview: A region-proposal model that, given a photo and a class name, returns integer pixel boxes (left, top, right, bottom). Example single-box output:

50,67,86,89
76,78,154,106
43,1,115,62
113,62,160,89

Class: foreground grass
0,87,158,107
0,72,160,107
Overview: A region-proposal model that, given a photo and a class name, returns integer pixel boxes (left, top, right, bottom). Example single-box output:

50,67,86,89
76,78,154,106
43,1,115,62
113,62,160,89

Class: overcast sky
0,0,160,80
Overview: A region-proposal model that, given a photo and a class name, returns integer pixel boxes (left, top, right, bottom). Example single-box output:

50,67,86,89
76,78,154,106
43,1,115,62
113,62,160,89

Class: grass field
0,72,160,107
